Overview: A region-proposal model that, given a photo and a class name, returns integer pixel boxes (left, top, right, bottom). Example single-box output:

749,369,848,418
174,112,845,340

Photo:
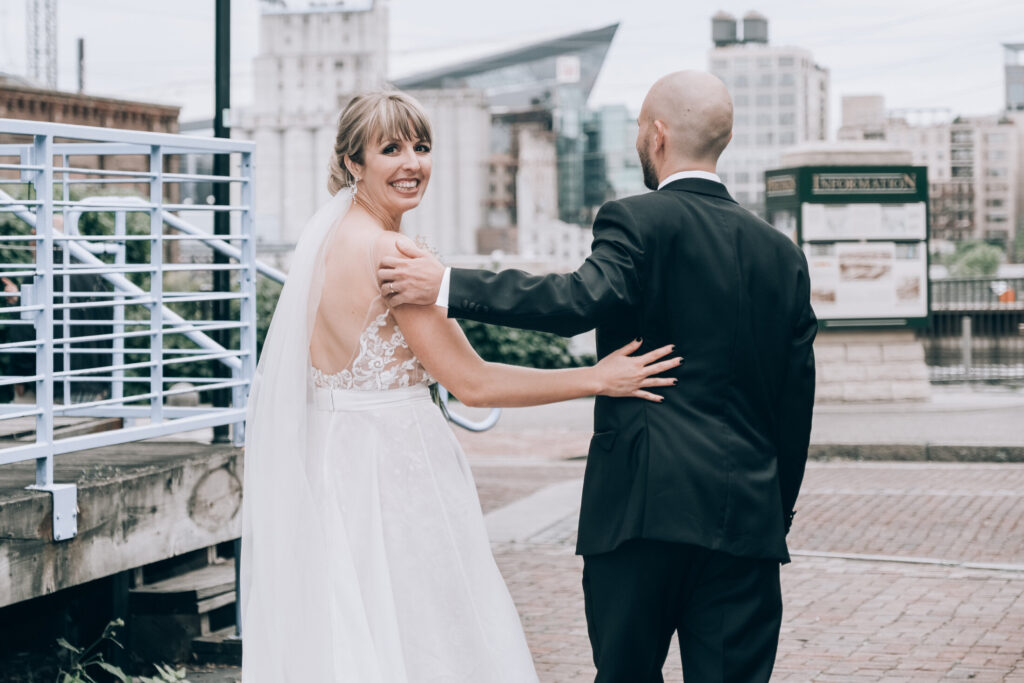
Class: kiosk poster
806,241,927,319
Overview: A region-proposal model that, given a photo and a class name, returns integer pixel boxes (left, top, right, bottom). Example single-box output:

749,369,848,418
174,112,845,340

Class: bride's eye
381,143,398,154
415,143,431,154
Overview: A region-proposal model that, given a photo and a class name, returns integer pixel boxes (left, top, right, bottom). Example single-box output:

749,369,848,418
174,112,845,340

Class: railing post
112,210,127,408
234,151,255,449
25,132,78,543
33,132,54,487
149,145,164,425
961,315,973,380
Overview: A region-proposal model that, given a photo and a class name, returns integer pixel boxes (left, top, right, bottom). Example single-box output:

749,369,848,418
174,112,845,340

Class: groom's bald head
636,71,733,187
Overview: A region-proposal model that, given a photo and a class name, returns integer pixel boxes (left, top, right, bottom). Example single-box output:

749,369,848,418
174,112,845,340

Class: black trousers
582,539,782,683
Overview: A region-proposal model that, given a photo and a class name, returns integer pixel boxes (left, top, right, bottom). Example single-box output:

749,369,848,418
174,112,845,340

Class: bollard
961,315,972,379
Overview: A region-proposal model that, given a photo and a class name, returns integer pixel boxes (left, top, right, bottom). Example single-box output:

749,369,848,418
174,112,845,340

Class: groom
380,71,816,681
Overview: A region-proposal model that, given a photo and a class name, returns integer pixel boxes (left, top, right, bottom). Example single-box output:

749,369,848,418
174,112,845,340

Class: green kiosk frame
764,165,930,330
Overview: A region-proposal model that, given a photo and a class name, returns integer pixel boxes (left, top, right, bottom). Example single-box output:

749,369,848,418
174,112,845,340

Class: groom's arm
447,201,645,337
776,258,817,533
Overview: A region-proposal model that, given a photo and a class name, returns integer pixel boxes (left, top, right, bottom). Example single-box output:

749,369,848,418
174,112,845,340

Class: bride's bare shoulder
371,231,417,265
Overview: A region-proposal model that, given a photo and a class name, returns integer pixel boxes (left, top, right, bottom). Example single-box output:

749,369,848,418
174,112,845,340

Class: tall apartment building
841,95,1020,254
708,11,829,216
1006,43,1024,112
233,3,388,262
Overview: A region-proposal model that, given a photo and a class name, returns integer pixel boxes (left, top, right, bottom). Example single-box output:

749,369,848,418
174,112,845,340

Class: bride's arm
379,235,680,408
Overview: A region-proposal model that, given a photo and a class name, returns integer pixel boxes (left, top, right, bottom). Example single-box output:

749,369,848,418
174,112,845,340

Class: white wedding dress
241,188,538,682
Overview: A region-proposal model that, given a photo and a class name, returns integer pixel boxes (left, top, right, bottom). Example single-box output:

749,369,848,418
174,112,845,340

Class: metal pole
961,315,973,380
212,0,231,443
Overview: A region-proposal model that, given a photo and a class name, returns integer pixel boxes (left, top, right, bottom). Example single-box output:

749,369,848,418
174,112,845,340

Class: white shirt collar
657,170,723,190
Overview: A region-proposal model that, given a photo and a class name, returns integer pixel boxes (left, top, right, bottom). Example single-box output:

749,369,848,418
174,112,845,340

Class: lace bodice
312,307,432,391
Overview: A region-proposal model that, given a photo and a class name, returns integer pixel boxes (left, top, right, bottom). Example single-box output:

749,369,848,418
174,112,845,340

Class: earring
352,177,360,197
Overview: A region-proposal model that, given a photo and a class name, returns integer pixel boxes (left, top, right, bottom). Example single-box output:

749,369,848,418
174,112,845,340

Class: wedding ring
387,282,394,294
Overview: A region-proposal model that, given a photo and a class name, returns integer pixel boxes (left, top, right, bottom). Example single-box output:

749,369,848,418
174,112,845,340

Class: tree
947,241,1003,277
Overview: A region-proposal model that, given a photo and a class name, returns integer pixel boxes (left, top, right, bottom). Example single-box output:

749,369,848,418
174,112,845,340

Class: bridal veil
240,187,386,681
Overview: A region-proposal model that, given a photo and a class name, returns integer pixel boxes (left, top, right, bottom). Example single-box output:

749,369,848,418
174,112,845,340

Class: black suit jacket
449,178,817,562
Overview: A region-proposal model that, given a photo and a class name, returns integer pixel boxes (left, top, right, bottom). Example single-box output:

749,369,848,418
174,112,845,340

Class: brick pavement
473,459,1024,682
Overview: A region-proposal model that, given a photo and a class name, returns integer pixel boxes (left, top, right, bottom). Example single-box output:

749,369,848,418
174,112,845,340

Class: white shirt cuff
435,267,451,309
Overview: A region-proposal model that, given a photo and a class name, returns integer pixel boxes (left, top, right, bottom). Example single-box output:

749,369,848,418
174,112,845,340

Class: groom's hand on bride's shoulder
378,238,445,307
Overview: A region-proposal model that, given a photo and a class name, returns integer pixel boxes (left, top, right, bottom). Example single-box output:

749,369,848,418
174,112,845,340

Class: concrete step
192,626,242,667
128,558,238,664
131,560,235,615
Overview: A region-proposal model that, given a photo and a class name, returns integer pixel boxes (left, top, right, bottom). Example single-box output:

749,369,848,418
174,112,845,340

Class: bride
240,91,679,682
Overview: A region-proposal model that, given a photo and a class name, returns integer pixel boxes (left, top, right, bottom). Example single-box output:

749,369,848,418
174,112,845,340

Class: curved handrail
435,386,502,432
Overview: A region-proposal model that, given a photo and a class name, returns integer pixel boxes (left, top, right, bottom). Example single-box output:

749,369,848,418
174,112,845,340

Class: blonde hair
327,90,433,195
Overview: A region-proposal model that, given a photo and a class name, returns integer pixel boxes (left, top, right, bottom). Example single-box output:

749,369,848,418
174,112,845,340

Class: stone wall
815,329,931,402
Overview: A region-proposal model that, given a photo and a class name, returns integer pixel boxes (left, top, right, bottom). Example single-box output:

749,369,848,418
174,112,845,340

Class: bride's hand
594,340,682,403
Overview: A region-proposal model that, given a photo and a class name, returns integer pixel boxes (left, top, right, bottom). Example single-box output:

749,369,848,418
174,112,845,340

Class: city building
840,95,1020,255
1006,43,1024,112
708,11,830,217
232,2,389,263
395,24,620,268
0,71,180,169
584,104,646,209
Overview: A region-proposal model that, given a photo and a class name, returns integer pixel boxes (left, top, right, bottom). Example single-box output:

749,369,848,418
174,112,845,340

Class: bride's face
357,135,432,217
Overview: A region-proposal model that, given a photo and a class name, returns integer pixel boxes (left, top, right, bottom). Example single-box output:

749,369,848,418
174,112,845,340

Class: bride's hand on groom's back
594,340,682,403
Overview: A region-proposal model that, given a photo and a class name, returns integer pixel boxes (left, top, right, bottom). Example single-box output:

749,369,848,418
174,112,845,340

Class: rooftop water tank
743,11,768,44
712,11,738,47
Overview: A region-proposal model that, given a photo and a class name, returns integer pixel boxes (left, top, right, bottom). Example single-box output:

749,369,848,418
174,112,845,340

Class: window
736,172,750,183
757,56,772,68
735,114,750,127
778,56,794,67
987,149,1007,162
734,57,749,69
734,94,749,106
986,198,1005,208
779,73,794,86
952,166,973,178
756,132,774,145
951,148,972,161
986,214,1008,223
756,94,772,106
986,167,1008,178
779,111,795,125
951,130,973,144
778,93,795,106
986,133,1007,146
712,59,728,70
756,113,772,126
779,131,796,145
734,75,748,88
758,73,774,87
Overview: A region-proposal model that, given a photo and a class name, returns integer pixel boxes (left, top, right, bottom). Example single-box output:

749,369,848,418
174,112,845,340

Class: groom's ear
652,120,668,153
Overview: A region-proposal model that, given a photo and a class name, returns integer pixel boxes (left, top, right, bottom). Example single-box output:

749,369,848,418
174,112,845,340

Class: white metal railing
1,119,499,543
0,119,258,540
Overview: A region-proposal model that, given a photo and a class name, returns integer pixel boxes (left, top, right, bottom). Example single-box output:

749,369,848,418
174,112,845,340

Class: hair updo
327,90,433,196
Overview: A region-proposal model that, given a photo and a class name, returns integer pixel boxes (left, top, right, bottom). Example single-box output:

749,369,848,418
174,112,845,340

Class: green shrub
457,319,594,369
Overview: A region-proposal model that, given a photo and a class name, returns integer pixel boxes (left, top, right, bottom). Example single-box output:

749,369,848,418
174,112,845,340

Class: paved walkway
187,391,1024,682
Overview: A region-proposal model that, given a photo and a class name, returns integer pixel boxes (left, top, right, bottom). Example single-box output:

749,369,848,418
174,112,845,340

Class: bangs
368,95,432,146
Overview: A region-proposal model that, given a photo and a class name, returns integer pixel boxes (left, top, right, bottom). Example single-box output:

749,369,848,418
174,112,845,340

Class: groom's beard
639,145,659,191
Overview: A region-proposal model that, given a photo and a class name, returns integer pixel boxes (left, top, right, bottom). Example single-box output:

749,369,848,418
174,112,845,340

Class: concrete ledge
810,443,1024,462
0,441,243,608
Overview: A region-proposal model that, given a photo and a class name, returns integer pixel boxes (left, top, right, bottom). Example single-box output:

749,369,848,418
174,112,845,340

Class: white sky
0,0,1021,134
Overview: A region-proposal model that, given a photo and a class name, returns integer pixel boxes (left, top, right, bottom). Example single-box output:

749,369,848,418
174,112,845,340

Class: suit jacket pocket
588,430,617,455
